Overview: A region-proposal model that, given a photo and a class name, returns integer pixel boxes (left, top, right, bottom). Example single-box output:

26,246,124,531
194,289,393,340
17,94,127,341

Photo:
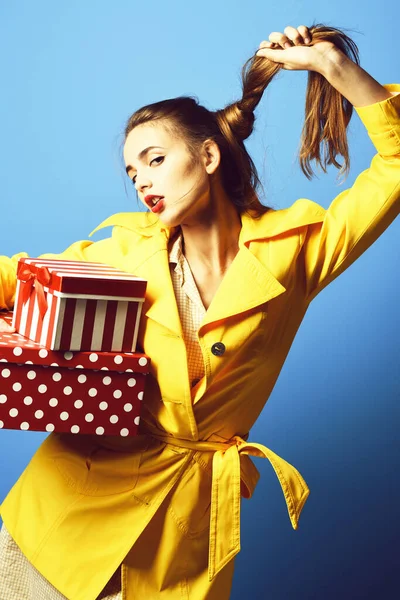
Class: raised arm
257,26,400,301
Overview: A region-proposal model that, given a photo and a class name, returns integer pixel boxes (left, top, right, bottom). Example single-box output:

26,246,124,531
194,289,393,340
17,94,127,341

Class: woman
0,22,399,600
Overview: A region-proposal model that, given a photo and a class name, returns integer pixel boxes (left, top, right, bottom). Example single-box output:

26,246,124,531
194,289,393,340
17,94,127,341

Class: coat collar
88,202,325,334
89,199,325,246
89,211,175,241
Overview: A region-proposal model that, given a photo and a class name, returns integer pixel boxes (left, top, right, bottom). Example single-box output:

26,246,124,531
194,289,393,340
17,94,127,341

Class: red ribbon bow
17,263,52,319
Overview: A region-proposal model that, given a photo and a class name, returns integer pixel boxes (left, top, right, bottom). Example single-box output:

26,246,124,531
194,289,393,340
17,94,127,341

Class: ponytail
217,23,360,181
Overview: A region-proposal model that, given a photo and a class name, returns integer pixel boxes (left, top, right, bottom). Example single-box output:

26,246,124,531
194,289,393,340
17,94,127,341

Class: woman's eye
130,157,164,185
150,156,164,167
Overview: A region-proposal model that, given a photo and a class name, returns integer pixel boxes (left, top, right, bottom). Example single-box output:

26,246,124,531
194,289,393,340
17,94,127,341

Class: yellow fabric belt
146,428,310,581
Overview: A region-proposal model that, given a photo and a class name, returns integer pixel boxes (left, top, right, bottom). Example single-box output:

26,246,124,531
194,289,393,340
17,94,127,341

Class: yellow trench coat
1,84,400,600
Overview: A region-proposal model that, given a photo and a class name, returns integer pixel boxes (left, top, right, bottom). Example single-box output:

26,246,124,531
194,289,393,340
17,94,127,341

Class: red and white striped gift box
12,258,147,352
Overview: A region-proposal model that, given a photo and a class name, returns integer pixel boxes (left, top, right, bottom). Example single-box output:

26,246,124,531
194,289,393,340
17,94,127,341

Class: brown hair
124,23,359,217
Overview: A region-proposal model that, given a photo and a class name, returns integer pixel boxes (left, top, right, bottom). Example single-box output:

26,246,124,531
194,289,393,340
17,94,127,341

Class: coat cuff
354,84,400,156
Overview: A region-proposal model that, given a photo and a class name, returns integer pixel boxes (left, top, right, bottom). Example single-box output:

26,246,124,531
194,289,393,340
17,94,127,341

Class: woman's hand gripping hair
232,23,361,179
256,25,340,72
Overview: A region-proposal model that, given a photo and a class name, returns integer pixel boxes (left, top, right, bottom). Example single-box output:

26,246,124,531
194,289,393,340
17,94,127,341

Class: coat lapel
130,237,183,338
90,212,182,337
200,201,325,328
200,245,286,329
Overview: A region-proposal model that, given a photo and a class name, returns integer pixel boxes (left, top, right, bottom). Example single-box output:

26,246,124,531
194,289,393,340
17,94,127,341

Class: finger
283,25,303,45
0,321,15,333
258,40,273,49
255,46,284,62
258,40,281,52
268,32,293,49
297,25,311,43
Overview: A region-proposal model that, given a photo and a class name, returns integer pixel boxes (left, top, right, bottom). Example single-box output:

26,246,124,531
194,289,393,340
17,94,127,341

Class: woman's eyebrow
125,146,166,174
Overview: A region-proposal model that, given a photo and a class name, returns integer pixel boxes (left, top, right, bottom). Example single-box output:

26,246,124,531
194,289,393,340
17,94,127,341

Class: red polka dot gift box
12,257,147,352
0,311,150,437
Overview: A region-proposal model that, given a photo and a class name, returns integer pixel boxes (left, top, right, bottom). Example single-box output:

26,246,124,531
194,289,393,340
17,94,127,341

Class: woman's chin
155,203,188,228
156,210,183,229
156,198,208,229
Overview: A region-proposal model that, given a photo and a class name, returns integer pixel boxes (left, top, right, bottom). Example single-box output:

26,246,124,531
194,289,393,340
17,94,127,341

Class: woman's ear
202,139,221,175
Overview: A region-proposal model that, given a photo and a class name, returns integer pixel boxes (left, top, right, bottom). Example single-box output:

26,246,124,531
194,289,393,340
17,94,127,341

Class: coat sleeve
302,84,400,304
0,234,117,311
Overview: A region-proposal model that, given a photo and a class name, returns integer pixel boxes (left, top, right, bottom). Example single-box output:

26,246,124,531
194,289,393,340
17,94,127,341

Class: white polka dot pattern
0,311,149,437
0,363,146,436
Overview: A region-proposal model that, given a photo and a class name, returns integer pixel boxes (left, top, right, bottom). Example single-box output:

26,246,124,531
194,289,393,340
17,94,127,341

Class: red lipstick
151,199,164,213
144,195,164,210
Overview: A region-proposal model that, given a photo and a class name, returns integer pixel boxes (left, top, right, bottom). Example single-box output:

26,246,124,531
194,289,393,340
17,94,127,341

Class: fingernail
284,42,292,48
304,38,310,44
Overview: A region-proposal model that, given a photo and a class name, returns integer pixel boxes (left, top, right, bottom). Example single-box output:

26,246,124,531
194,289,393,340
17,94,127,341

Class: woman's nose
135,174,152,194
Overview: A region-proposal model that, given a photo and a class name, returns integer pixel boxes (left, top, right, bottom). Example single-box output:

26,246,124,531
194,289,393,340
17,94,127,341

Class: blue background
1,1,399,598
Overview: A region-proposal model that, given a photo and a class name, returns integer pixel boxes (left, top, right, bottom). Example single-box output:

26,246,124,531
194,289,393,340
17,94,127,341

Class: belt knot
145,427,310,582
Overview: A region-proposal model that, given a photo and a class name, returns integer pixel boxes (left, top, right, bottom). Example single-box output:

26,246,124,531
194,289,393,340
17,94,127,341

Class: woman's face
123,121,216,228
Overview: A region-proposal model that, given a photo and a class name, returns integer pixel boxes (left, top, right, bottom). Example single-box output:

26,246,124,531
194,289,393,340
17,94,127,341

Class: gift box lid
0,312,150,372
17,258,147,299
